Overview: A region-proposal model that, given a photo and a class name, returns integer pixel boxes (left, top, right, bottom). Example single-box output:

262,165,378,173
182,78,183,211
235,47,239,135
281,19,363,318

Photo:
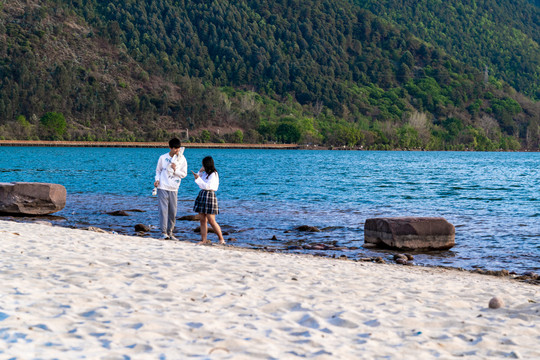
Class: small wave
463,197,503,201
437,193,456,197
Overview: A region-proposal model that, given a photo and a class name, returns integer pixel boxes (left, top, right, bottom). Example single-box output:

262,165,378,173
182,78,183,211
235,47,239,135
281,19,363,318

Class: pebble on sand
489,297,504,309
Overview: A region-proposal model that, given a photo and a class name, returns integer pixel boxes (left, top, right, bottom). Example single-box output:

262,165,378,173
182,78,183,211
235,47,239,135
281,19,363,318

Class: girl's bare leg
207,214,225,244
198,214,210,244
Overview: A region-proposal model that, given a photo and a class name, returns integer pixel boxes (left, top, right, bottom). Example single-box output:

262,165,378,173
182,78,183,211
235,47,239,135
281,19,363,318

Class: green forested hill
0,0,538,150
355,0,540,99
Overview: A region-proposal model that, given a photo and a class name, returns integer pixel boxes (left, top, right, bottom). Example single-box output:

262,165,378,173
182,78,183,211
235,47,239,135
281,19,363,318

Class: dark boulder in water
364,217,455,251
135,224,150,232
0,182,66,215
393,254,409,264
295,225,321,232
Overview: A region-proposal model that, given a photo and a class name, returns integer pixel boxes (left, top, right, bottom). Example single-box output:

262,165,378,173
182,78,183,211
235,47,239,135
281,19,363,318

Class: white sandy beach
0,220,538,359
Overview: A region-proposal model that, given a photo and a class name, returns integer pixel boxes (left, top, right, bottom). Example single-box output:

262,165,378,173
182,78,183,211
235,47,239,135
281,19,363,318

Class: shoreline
0,219,538,358
0,140,537,151
2,215,539,284
0,140,300,149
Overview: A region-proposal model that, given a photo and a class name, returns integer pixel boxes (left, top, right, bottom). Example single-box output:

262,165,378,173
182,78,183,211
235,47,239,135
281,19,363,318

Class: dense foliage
356,0,540,100
0,0,538,150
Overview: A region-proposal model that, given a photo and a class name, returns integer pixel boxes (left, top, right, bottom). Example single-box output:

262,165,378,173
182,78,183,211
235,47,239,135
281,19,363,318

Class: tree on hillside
40,112,67,140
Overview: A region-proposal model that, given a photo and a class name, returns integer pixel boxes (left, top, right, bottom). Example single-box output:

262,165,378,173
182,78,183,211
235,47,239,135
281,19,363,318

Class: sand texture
0,220,538,359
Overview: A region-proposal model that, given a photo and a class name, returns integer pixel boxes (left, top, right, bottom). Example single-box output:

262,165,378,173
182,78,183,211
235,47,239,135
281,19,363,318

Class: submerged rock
178,214,201,221
106,209,144,217
106,210,130,216
194,226,229,235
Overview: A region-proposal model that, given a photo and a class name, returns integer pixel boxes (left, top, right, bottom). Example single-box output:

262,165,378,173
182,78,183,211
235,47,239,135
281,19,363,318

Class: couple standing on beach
153,137,225,245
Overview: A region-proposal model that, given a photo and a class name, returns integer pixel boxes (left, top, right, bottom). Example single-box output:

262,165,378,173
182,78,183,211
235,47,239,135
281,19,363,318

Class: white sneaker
168,234,179,241
161,233,170,240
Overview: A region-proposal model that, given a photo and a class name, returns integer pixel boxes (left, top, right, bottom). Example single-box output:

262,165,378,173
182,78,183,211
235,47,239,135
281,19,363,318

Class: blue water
0,147,538,273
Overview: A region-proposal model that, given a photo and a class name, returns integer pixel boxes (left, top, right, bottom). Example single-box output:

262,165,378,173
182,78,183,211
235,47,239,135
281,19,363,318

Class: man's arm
155,156,163,185
175,157,188,179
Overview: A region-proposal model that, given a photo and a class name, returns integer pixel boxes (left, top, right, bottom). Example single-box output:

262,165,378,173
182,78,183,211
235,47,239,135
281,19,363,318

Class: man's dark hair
169,138,181,148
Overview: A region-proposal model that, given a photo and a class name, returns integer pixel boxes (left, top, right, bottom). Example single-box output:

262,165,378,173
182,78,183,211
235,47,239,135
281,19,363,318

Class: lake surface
0,147,538,273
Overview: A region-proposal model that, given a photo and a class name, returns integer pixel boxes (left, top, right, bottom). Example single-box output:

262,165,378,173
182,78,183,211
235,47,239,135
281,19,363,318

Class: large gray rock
0,182,66,215
364,217,455,251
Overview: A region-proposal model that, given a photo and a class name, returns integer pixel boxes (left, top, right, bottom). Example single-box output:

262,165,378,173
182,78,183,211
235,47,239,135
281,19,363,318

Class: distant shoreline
0,140,536,151
0,140,300,149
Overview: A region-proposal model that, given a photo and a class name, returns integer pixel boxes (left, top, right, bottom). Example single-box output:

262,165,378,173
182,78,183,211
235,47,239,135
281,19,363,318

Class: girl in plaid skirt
191,156,225,245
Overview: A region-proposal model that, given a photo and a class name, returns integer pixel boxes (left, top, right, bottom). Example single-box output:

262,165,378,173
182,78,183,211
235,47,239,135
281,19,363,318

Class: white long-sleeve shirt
155,148,187,191
195,171,219,191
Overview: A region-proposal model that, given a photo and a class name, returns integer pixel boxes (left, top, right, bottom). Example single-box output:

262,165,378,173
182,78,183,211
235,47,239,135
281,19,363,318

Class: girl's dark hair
202,156,217,176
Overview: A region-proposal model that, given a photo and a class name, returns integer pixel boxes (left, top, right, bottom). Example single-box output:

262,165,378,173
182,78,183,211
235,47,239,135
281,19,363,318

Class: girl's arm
195,172,219,190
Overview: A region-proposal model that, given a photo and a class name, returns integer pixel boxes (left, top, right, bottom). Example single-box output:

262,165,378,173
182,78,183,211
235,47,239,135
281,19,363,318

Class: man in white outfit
154,138,187,240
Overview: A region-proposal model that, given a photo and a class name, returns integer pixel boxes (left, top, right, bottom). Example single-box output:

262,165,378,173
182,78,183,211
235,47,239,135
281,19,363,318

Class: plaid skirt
193,190,219,214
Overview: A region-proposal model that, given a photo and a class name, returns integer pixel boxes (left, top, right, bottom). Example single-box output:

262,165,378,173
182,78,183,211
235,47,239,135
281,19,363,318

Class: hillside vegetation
0,0,538,150
356,0,540,99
